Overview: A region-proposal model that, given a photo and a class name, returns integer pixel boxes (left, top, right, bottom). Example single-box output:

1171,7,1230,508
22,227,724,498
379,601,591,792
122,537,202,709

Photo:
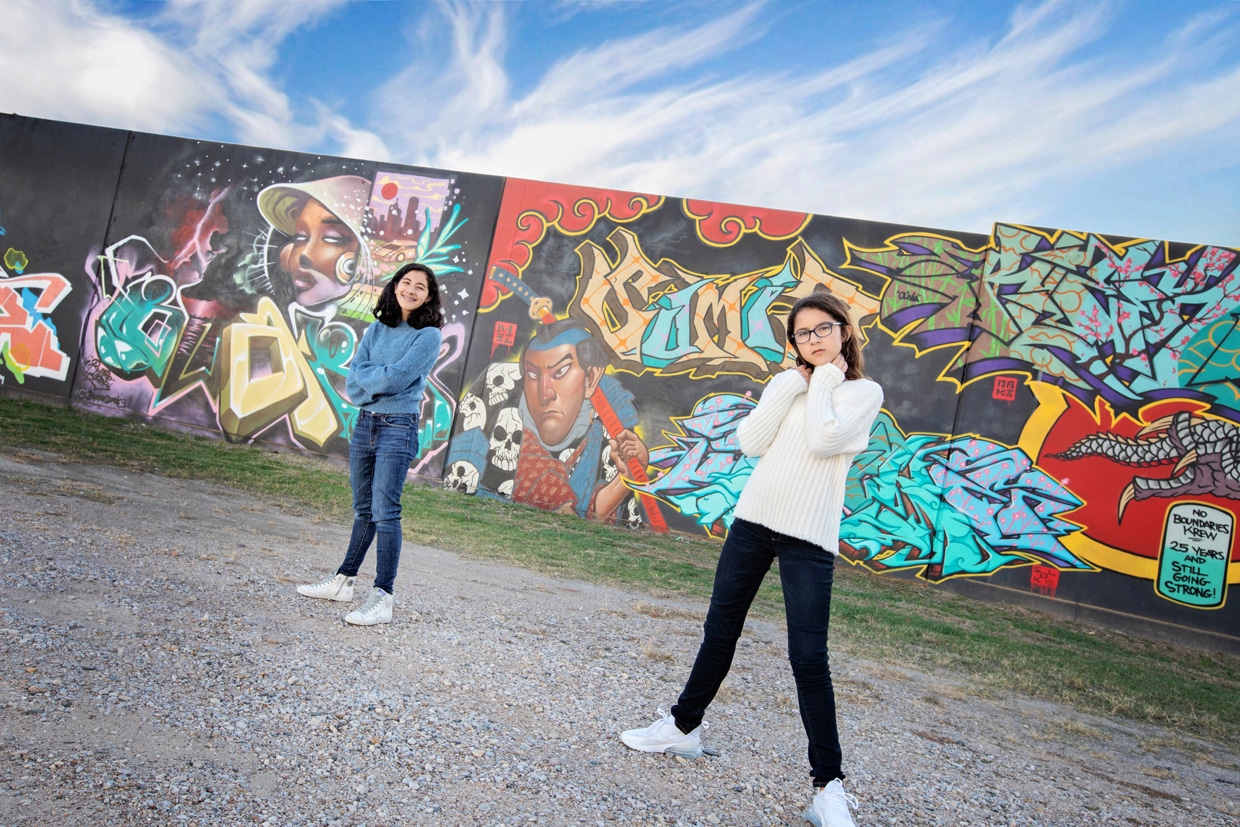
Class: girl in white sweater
621,291,883,827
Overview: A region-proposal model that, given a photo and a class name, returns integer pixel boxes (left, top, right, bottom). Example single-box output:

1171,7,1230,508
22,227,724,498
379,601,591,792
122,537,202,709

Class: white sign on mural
1156,502,1232,608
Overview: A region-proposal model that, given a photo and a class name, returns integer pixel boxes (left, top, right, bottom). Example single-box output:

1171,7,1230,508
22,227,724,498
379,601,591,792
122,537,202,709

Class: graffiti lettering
1171,513,1231,534
634,393,758,535
0,272,72,382
95,272,186,378
410,322,468,474
572,228,879,379
218,297,339,446
76,387,130,409
841,413,1088,581
851,226,1240,410
844,233,990,382
93,235,190,382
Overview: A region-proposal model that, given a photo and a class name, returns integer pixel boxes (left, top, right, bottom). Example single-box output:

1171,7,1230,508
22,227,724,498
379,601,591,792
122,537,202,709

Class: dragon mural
1053,412,1240,520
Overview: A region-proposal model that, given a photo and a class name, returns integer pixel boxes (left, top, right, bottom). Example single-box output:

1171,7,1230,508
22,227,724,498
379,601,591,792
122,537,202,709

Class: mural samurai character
447,319,649,525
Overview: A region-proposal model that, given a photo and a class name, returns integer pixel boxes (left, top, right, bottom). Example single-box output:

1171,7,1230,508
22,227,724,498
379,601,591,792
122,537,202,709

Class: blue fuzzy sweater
345,321,442,414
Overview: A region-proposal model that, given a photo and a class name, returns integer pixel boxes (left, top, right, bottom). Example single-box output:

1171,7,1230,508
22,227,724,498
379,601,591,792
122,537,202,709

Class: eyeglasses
791,322,840,344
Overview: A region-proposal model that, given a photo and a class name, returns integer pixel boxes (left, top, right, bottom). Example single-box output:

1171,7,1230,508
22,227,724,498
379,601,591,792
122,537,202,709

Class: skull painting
443,460,480,494
601,443,619,482
485,362,521,407
459,392,486,432
490,407,523,471
620,497,642,529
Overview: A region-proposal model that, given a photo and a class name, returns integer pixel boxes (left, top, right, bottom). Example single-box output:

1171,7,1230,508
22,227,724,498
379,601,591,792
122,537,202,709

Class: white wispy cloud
372,0,1240,242
2,0,1236,244
0,0,378,152
155,0,365,149
0,0,215,134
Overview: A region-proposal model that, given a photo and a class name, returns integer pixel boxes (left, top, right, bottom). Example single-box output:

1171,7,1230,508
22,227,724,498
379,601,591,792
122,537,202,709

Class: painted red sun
380,181,399,201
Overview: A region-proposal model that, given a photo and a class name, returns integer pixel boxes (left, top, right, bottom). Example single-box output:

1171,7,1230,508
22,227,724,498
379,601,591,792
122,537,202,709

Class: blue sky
2,0,1238,247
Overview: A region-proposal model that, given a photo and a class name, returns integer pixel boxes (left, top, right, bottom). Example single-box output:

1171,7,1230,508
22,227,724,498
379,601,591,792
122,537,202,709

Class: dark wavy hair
787,290,865,380
374,262,445,329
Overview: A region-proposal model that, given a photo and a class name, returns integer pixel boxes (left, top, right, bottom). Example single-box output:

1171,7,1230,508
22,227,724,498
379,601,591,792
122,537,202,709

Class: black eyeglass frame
791,321,841,344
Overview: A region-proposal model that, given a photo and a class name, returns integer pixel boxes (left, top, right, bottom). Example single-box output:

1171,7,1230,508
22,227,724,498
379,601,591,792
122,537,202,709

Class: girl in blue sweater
297,262,445,625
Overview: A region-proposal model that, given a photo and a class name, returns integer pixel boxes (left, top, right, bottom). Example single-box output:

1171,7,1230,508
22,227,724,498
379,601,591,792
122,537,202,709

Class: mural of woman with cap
295,261,445,625
256,175,374,309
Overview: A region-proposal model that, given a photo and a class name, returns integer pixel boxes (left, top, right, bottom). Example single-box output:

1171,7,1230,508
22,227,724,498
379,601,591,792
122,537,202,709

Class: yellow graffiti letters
218,298,338,446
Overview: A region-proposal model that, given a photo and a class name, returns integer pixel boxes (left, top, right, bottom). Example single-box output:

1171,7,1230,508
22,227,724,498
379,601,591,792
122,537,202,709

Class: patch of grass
2,395,1238,746
632,601,701,621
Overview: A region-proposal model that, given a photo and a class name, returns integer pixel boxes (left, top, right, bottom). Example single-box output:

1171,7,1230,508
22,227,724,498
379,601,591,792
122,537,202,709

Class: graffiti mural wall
0,117,128,398
1,118,505,478
446,179,1239,639
2,114,1237,642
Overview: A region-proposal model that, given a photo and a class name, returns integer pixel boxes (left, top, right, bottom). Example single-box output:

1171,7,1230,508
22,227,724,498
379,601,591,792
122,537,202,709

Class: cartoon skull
601,443,619,482
485,362,521,407
459,392,486,432
621,497,642,529
443,460,480,494
490,407,523,471
497,479,514,498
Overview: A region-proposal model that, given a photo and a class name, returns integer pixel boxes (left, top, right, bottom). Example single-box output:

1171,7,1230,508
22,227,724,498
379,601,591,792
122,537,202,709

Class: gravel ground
1,448,1237,827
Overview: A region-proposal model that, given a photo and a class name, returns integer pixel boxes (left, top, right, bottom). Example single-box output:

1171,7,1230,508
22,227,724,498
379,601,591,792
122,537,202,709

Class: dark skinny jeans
671,517,844,787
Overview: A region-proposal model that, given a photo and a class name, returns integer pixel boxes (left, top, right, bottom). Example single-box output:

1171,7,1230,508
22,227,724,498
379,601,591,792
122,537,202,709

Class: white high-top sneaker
296,573,355,602
344,587,393,625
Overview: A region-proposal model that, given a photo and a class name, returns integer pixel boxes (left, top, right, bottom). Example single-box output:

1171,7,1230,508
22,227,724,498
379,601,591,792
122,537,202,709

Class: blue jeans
671,517,844,786
336,410,419,595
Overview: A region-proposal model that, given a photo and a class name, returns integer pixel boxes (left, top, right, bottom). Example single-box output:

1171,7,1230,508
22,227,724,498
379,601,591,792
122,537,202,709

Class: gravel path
1,449,1236,827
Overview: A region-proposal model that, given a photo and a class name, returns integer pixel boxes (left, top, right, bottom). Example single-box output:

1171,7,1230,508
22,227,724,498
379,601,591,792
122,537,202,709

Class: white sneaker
619,709,704,759
344,587,393,626
805,779,858,827
297,573,355,602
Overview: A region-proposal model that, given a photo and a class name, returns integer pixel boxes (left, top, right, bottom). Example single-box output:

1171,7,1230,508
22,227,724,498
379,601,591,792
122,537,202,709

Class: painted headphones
335,254,357,284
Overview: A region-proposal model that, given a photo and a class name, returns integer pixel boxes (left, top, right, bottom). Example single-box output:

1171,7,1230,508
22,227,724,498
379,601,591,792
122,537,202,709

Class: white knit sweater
732,364,884,554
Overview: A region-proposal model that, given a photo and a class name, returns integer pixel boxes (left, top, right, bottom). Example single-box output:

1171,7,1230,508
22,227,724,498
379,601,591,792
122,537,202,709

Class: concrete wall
3,114,1236,647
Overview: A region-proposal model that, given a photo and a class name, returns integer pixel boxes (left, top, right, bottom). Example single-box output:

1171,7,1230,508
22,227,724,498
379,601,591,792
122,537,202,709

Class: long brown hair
787,291,865,380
